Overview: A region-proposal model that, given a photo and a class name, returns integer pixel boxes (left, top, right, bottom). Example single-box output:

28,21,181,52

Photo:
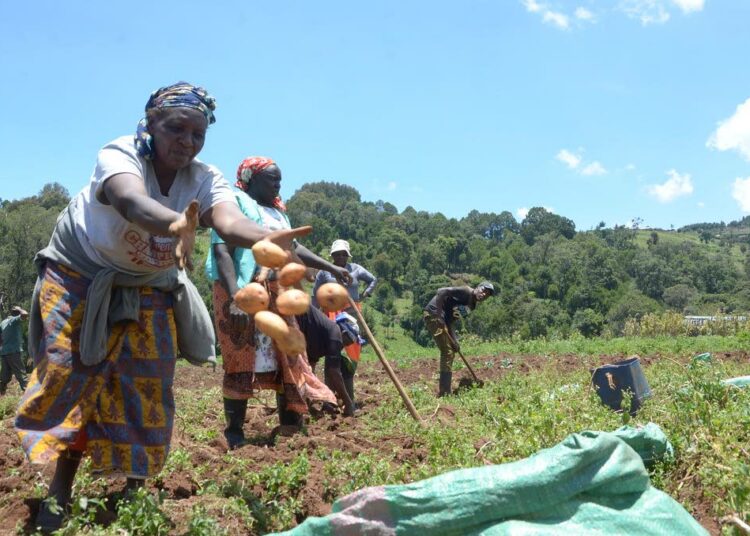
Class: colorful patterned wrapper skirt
15,262,177,478
213,281,335,411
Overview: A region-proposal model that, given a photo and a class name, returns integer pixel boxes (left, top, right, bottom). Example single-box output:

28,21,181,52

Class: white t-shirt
70,136,234,274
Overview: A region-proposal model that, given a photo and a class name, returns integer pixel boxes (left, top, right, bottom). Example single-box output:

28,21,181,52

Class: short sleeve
93,140,145,195
194,166,236,217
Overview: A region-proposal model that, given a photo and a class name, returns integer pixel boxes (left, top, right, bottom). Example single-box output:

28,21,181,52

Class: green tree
520,207,576,245
606,288,661,335
0,184,70,311
571,308,604,337
662,284,696,311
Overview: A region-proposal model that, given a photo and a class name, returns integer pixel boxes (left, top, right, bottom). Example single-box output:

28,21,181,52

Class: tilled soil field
1,350,748,534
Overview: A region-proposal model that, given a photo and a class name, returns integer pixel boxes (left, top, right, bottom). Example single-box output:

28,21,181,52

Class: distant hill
2,182,749,343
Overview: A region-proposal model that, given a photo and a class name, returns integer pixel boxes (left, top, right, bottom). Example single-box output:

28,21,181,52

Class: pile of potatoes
232,240,350,356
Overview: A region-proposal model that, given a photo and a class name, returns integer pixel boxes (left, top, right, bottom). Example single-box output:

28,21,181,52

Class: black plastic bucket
591,357,651,415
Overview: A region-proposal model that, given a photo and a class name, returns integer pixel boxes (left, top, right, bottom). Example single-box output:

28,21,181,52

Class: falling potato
278,262,307,287
277,326,306,355
254,310,290,340
276,289,311,316
316,282,349,312
233,282,269,314
252,240,288,268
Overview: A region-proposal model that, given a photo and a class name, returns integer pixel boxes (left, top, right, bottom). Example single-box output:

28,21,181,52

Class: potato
278,262,307,287
254,310,290,340
252,240,288,268
234,282,269,314
315,282,350,312
276,289,311,316
277,326,306,355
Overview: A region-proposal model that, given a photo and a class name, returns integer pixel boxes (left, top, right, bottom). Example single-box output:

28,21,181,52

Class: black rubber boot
125,477,144,494
438,371,453,397
223,398,248,450
276,393,303,427
36,450,82,533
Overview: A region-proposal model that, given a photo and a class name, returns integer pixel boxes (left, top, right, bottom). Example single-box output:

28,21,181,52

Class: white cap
330,239,351,256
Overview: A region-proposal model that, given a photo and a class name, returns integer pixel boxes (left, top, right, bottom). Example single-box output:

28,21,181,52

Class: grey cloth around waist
28,203,216,367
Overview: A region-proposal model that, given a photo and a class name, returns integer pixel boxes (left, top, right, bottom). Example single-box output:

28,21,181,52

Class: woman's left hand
169,200,200,270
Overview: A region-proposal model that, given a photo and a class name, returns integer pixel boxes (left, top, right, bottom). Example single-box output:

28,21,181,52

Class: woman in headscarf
206,157,353,449
15,82,309,532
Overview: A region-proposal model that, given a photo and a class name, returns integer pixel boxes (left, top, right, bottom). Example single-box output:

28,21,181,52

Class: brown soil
1,350,747,535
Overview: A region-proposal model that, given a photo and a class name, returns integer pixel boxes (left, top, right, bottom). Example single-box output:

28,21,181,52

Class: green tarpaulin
722,375,750,388
277,423,705,536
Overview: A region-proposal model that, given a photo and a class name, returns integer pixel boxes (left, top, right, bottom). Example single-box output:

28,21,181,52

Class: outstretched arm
293,243,352,286
102,173,182,236
203,201,312,251
101,173,198,269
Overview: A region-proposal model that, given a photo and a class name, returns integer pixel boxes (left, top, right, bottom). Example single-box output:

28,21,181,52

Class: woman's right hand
169,200,200,270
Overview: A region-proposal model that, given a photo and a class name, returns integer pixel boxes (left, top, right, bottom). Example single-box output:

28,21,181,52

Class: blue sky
2,0,750,230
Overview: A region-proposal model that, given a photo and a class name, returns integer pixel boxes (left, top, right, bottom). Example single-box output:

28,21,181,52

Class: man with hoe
0,305,29,395
423,282,495,396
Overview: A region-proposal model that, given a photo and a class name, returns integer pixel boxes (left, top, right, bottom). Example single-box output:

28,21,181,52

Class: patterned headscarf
134,81,217,160
236,156,286,211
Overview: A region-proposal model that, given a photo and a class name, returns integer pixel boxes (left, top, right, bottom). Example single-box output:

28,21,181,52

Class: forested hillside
2,182,749,343
286,182,750,342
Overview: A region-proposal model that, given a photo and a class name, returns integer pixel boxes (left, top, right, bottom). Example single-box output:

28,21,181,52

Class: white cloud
732,177,750,213
522,0,542,13
556,148,608,177
556,149,581,169
575,7,595,21
672,0,704,13
620,0,671,25
625,163,636,171
387,181,397,191
697,201,705,208
646,169,694,203
707,97,750,161
543,10,570,29
581,161,607,176
620,0,704,24
522,0,570,30
527,0,702,29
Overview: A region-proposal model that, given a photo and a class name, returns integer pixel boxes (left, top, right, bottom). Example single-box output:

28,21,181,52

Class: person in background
296,305,356,417
206,157,350,449
15,82,308,533
423,282,495,396
312,239,376,403
313,239,377,311
0,306,29,395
